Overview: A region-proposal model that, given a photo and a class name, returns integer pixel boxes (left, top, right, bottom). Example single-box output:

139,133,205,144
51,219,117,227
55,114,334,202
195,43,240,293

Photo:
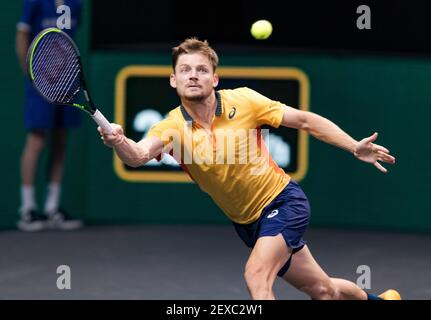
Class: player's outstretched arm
98,124,163,167
281,106,396,173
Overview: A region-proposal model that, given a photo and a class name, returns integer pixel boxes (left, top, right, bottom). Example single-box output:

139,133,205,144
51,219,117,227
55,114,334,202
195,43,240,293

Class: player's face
171,53,219,102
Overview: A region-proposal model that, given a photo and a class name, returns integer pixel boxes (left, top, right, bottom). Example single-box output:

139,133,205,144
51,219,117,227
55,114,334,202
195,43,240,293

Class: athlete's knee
244,264,264,284
244,264,271,292
27,131,46,151
244,267,274,299
301,280,338,300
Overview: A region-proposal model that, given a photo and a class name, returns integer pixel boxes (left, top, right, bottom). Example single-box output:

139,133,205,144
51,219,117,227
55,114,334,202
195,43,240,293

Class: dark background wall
1,1,430,232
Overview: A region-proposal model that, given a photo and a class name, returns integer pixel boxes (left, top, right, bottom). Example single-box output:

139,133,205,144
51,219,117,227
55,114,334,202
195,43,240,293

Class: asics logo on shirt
228,107,237,119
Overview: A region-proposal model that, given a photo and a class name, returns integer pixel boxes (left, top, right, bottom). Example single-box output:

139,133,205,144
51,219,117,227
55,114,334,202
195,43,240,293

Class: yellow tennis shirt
147,87,291,224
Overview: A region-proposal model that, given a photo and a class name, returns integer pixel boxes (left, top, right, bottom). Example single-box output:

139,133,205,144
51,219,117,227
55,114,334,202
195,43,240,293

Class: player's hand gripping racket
27,27,113,134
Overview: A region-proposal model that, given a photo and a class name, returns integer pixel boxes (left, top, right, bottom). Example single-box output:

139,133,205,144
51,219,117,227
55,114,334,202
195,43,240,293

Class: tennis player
99,38,399,300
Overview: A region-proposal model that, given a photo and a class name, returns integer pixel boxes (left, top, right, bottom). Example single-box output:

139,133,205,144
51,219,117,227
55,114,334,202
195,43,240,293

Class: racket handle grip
91,109,113,134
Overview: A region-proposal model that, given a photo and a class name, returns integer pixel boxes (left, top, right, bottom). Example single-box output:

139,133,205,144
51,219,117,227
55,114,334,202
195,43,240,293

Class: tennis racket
27,27,113,134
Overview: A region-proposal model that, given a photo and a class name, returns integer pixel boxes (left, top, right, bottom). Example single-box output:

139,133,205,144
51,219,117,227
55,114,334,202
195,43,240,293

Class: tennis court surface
0,225,429,299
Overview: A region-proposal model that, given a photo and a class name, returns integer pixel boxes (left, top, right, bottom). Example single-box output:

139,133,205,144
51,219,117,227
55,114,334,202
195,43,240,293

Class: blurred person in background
16,0,83,231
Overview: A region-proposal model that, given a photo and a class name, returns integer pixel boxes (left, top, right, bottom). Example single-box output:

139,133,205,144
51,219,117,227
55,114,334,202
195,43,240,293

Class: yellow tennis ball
251,20,273,40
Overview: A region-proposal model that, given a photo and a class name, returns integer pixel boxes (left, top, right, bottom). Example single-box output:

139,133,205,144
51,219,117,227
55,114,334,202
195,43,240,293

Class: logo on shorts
267,209,279,218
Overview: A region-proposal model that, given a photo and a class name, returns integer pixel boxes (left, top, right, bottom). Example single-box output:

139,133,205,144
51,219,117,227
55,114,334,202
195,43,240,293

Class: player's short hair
172,38,219,72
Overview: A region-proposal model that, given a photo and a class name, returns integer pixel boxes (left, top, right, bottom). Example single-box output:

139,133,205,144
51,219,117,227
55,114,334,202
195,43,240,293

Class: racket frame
27,28,113,133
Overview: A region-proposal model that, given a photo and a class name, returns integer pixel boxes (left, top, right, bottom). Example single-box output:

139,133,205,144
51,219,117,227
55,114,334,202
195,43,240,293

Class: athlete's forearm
113,137,151,167
304,112,358,154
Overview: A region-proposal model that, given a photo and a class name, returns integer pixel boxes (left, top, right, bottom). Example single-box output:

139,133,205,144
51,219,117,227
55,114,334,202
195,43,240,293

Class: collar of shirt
180,91,223,127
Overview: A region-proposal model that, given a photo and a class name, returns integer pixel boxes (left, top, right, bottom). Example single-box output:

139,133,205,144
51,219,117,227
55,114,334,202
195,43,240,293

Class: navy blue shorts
24,81,81,130
233,180,310,277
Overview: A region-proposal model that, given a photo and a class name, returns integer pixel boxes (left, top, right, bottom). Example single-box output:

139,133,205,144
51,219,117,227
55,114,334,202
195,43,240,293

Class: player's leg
18,130,48,231
44,108,83,230
241,179,310,299
21,130,46,186
18,82,59,231
48,128,67,183
244,234,291,300
44,128,66,214
20,83,51,212
282,245,367,300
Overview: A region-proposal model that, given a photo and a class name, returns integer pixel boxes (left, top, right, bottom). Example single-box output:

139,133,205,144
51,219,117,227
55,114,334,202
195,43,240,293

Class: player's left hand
354,132,396,173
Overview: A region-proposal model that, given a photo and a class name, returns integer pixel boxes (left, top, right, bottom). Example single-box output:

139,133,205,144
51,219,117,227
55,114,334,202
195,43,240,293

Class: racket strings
32,33,81,104
50,40,79,100
34,46,79,102
34,35,78,99
33,37,67,95
45,40,79,102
